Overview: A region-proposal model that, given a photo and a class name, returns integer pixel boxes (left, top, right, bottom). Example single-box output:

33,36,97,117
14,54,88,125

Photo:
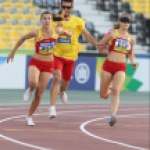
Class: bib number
39,42,56,52
114,39,131,51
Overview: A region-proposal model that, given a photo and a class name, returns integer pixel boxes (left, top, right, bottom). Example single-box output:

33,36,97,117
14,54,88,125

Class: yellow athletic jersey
53,15,86,61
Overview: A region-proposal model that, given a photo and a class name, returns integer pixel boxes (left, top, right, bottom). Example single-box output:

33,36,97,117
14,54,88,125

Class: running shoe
60,92,68,104
109,117,117,126
23,88,32,102
26,116,35,126
49,108,57,119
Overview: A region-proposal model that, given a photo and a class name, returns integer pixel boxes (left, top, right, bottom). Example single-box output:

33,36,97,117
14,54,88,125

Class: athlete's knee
29,81,37,89
53,72,61,83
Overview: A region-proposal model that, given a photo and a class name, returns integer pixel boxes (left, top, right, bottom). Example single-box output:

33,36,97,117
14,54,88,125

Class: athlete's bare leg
28,66,40,91
100,69,113,99
111,71,125,116
60,79,69,93
50,70,61,106
28,72,52,116
58,60,74,103
49,71,70,119
109,71,125,126
24,66,40,102
49,70,61,119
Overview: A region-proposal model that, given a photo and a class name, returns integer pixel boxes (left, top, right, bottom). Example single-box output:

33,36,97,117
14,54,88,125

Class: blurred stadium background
0,0,149,53
0,0,149,104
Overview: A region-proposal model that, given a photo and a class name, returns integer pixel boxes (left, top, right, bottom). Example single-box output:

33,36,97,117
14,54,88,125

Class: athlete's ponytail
53,14,63,21
114,22,120,29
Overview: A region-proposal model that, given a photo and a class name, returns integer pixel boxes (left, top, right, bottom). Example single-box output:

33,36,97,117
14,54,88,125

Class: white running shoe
23,88,32,102
60,92,68,104
26,116,35,126
49,108,57,119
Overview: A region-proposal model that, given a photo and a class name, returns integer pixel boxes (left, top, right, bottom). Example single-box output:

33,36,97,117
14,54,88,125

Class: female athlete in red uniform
99,14,137,126
7,11,73,126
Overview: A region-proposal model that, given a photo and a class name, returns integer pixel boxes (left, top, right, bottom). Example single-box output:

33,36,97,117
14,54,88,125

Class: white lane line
0,134,50,150
0,110,106,150
0,114,51,150
80,114,149,150
0,108,149,150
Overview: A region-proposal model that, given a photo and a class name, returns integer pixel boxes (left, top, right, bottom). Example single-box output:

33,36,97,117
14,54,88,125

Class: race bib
39,42,56,53
114,39,131,51
58,38,71,43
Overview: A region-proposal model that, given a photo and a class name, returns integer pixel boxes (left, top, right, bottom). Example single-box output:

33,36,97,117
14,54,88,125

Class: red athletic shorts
54,56,75,81
28,57,54,73
102,59,126,75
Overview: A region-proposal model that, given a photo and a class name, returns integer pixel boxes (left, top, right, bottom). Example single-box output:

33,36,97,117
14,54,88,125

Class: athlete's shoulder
106,29,115,38
70,14,78,19
71,15,85,22
29,28,39,36
110,29,119,38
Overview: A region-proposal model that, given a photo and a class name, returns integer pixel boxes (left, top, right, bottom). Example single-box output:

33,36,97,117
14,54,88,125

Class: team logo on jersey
75,63,90,84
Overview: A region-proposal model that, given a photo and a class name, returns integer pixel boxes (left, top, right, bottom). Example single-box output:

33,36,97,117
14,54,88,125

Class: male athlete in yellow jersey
49,0,100,118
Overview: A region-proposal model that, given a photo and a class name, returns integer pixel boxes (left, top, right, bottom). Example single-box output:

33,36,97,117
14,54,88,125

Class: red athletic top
35,27,58,55
108,29,131,54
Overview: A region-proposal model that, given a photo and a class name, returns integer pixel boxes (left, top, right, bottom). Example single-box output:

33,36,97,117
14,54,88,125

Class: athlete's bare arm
12,30,37,54
97,30,114,53
128,37,136,68
99,30,114,45
82,28,99,46
7,29,38,63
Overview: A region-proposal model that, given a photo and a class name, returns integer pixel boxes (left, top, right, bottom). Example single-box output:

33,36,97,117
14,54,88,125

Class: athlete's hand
132,63,138,68
97,43,107,54
57,21,62,27
66,29,74,39
70,29,74,36
7,52,14,63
